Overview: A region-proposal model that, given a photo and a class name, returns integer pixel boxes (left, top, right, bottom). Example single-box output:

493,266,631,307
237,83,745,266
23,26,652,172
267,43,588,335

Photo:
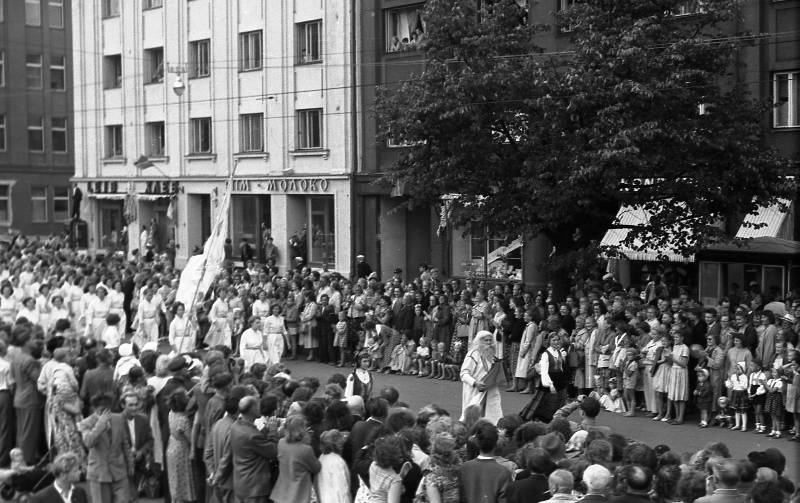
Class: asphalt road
284,360,799,477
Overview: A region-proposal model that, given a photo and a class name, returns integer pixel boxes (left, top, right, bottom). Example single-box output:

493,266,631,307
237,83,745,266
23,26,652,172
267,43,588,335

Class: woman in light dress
240,316,266,372
134,288,161,346
0,284,19,324
66,277,85,332
641,329,663,415
17,297,39,325
300,292,319,361
108,280,127,336
513,309,538,393
84,285,111,340
665,328,690,424
35,284,53,332
264,304,290,367
48,295,70,333
204,288,232,349
251,290,271,327
169,302,197,355
467,289,490,347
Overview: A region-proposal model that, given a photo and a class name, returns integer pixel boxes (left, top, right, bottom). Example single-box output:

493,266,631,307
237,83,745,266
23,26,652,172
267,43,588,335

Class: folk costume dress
169,314,197,354
204,297,233,348
460,345,503,424
263,314,288,366
134,297,162,346
84,294,111,340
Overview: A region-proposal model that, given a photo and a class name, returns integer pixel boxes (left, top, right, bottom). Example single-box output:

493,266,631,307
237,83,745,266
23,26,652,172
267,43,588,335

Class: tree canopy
375,0,796,269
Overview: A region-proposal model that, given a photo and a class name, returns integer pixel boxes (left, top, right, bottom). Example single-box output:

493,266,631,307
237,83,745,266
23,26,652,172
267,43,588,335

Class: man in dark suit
29,452,87,503
228,396,278,503
394,294,415,337
343,397,388,498
609,465,653,503
120,392,154,499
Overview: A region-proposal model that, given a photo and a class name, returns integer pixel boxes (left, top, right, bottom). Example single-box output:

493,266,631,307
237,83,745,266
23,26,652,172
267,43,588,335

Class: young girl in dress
334,311,349,367
726,361,749,431
402,337,417,375
747,360,767,433
429,341,446,379
694,368,713,427
622,348,639,417
413,335,431,377
764,367,785,438
344,353,373,401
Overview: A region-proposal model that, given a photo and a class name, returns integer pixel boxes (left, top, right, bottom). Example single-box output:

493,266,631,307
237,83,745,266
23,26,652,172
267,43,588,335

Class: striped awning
735,199,791,239
600,204,694,263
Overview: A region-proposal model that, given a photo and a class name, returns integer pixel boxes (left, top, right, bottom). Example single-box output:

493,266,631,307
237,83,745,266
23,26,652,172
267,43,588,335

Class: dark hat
748,448,785,475
167,356,188,372
536,432,566,460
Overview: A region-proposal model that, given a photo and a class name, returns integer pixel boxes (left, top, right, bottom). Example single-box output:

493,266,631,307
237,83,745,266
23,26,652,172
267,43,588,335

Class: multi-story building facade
358,1,800,293
72,0,355,272
0,0,73,237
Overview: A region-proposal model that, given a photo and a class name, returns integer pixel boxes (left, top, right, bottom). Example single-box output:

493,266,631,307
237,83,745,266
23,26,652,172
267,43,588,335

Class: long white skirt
266,333,285,367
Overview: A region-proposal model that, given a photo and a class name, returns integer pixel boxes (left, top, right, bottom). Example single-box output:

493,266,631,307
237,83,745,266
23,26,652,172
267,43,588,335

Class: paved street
284,360,799,477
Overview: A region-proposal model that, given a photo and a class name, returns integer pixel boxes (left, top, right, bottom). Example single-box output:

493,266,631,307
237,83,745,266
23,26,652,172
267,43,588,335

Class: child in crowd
622,348,639,417
599,387,626,413
334,311,349,367
429,342,446,379
389,333,409,374
748,360,767,433
442,338,464,381
414,335,432,377
284,296,300,360
764,367,785,438
726,361,749,431
694,368,713,427
713,396,732,428
786,351,800,441
403,337,417,375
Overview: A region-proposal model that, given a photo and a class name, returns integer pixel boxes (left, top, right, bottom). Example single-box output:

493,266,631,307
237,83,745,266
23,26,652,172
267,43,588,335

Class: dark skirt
508,343,520,377
519,388,566,423
765,391,784,416
730,390,749,411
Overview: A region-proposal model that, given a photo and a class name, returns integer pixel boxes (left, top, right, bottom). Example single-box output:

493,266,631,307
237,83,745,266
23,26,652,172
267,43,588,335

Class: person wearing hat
355,254,372,279
460,330,503,424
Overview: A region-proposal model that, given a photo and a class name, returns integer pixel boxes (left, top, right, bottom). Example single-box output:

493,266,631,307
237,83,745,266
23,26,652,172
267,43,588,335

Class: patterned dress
667,344,690,401
166,411,196,502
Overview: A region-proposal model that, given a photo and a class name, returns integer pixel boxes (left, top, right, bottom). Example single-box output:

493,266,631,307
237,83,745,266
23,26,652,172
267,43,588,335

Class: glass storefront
699,261,786,306
308,196,335,266
231,195,271,258
98,201,124,251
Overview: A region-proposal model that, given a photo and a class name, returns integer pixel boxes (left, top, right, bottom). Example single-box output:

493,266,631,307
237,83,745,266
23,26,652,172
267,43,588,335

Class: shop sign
233,178,331,193
87,181,119,194
144,180,180,195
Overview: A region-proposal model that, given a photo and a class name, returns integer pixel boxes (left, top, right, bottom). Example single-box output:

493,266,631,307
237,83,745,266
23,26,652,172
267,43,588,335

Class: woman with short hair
271,415,321,503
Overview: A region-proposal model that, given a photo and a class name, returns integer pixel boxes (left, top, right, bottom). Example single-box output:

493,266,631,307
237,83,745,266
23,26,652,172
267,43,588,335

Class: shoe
773,432,782,439
520,389,533,394
660,417,670,422
699,422,708,428
740,426,747,432
789,435,800,442
652,415,663,421
623,412,634,417
730,425,739,430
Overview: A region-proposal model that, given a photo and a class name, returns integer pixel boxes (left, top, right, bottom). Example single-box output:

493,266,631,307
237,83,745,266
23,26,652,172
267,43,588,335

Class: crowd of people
0,232,797,503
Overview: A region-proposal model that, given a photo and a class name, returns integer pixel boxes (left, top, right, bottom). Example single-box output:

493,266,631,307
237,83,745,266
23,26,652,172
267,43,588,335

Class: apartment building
72,0,355,271
0,0,73,237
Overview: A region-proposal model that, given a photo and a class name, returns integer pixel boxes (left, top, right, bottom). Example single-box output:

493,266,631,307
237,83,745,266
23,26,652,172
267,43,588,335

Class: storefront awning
735,198,791,239
137,194,171,201
708,237,800,256
487,237,523,264
87,193,126,200
600,204,695,263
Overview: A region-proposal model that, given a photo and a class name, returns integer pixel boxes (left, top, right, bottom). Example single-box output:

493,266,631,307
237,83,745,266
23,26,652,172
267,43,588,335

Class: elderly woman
460,330,503,424
271,415,321,503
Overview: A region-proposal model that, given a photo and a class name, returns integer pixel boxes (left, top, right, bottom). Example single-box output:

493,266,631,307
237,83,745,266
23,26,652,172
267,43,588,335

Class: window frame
307,196,336,265
0,50,4,87
384,5,426,53
773,70,799,129
103,54,122,89
52,186,69,222
144,47,164,84
0,183,12,225
48,0,63,28
30,185,48,223
297,20,322,63
145,121,166,157
239,113,264,153
0,115,5,152
25,0,41,26
296,108,323,150
189,39,211,79
50,54,66,90
239,30,263,72
51,117,67,153
26,54,43,89
28,116,44,152
102,0,120,18
143,0,163,10
105,124,124,158
190,117,213,154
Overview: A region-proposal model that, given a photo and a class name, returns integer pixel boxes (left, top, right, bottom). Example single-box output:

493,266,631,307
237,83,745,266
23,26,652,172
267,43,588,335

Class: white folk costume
345,368,373,401
169,315,197,354
263,314,288,366
134,297,161,346
35,294,52,332
251,299,271,327
108,289,127,335
84,294,111,340
0,294,17,324
204,297,232,348
460,331,503,424
240,327,266,371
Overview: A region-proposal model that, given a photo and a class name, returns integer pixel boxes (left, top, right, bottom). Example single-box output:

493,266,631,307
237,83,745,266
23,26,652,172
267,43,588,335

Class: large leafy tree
376,0,795,271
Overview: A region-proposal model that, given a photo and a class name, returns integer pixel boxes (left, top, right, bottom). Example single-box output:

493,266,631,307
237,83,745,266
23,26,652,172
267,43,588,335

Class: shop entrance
231,195,271,262
98,200,124,251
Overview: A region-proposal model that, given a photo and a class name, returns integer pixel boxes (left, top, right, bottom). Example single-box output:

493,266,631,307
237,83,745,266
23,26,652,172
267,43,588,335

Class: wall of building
0,0,73,236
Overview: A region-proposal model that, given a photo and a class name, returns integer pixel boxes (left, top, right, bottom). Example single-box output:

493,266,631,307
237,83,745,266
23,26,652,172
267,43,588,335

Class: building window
26,54,43,89
103,55,122,89
190,117,212,154
189,39,210,78
0,50,4,87
52,117,67,152
0,115,5,151
50,55,66,90
296,109,322,149
385,6,425,53
28,116,44,152
144,47,164,84
774,71,799,128
48,0,63,28
451,221,523,279
53,186,69,221
0,185,10,224
308,196,335,265
239,31,262,71
143,0,163,9
105,125,123,158
672,0,706,16
25,0,40,26
31,186,47,222
145,121,165,156
239,113,263,152
102,0,119,18
297,20,322,63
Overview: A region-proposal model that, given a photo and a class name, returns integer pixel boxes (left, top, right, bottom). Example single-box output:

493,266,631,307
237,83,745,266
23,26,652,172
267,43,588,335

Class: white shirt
128,418,136,447
54,481,74,503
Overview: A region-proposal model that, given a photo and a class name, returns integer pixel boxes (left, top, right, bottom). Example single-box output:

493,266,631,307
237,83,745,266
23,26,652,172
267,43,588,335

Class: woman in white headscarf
460,330,503,424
